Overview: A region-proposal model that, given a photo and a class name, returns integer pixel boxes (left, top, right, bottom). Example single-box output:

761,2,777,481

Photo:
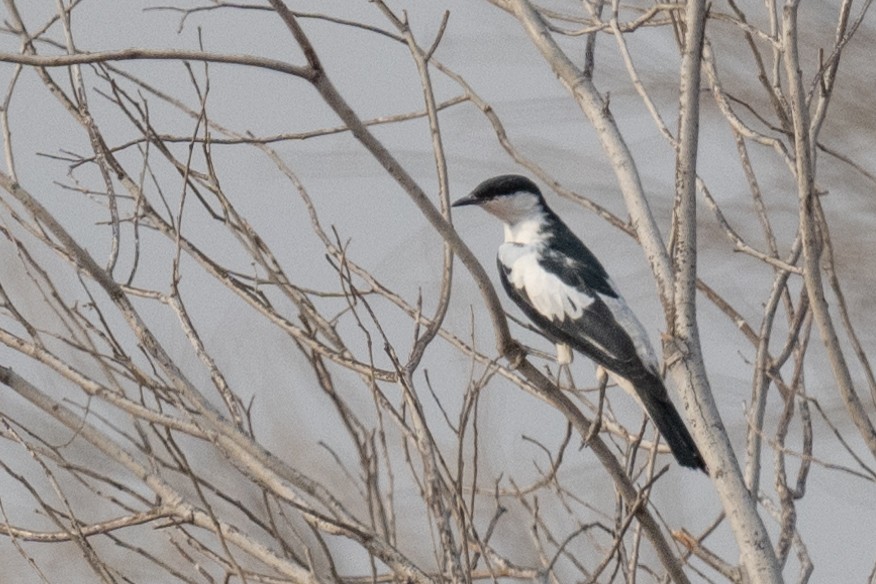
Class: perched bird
453,174,705,471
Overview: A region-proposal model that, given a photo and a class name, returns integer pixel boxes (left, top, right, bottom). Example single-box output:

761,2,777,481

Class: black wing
497,250,646,379
542,215,617,298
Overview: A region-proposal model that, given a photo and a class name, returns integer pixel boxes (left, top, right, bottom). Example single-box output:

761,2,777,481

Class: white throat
503,216,548,245
480,192,549,245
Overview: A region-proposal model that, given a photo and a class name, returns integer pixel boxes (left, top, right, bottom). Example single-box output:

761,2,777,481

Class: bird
452,174,706,471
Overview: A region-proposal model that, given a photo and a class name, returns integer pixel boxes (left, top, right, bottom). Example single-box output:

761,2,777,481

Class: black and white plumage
453,175,705,471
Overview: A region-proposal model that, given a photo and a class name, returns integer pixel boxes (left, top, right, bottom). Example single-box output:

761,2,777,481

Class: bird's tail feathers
611,371,707,472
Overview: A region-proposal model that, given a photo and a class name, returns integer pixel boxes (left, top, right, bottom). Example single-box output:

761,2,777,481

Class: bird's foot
582,368,608,446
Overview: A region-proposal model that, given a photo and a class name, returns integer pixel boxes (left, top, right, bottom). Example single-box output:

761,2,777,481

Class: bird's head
452,175,547,226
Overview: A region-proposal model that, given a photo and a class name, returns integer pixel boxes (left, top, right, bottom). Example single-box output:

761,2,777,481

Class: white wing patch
601,277,660,374
499,243,595,322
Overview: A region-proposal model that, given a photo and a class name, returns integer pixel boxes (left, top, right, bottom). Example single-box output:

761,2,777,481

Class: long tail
617,371,707,472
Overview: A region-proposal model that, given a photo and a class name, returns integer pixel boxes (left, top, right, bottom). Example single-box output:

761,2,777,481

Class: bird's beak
451,193,481,208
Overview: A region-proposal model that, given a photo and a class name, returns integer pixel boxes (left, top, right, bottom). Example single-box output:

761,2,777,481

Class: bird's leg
555,343,574,388
584,366,609,445
555,343,573,367
558,363,574,389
